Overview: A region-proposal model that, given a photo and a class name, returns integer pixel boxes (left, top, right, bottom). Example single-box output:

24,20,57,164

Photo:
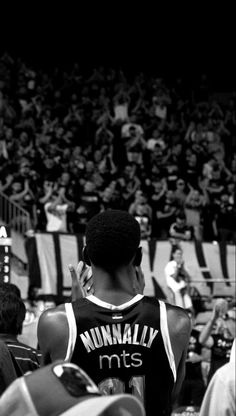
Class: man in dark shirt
0,283,41,375
169,211,193,249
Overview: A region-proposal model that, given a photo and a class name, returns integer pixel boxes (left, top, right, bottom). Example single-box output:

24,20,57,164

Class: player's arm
37,304,69,365
166,305,192,403
171,339,189,403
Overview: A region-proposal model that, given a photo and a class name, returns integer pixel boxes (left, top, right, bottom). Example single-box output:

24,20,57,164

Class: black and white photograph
0,6,235,416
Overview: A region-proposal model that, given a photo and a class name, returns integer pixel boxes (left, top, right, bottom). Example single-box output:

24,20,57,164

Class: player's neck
92,289,136,305
92,267,136,305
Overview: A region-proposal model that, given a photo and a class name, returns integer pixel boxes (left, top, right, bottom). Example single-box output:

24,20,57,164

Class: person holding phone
38,210,191,416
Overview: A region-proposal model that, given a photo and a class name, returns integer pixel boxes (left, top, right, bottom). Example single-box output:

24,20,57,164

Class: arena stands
0,51,235,306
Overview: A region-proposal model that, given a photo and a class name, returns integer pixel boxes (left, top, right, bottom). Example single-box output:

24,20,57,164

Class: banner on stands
25,233,235,299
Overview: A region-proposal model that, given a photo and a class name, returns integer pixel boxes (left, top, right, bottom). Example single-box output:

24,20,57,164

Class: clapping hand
213,298,228,320
68,261,94,301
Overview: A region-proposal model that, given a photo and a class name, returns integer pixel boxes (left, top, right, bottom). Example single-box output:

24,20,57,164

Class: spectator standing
164,246,193,312
74,181,102,234
100,182,121,211
8,177,36,229
123,125,146,166
44,187,69,232
184,186,208,241
199,298,235,385
128,190,153,239
173,179,189,209
113,90,130,123
117,164,141,209
156,190,178,239
214,193,236,243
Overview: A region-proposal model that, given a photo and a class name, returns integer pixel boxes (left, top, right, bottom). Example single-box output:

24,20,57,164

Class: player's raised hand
68,261,94,301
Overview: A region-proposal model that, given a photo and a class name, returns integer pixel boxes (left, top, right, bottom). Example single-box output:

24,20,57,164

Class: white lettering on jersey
80,324,158,353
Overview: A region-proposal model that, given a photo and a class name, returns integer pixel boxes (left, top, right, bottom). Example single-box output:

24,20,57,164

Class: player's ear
82,246,91,266
133,246,142,266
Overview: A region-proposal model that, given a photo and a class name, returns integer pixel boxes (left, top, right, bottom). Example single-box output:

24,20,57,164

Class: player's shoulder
165,301,190,321
165,302,191,334
38,303,67,327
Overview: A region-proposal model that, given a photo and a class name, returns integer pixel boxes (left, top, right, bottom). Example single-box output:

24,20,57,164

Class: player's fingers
69,262,85,301
82,267,93,287
68,264,78,283
76,261,85,276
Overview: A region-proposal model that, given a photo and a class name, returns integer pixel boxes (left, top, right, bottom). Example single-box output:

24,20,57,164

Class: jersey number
98,375,145,403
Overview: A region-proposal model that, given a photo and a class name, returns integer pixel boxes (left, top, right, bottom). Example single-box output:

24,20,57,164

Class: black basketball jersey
208,333,234,383
64,294,176,416
185,329,203,380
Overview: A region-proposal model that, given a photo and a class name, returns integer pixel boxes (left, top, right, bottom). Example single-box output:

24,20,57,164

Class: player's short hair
85,210,141,270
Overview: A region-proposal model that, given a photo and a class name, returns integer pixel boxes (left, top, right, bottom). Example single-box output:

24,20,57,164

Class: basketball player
38,210,191,416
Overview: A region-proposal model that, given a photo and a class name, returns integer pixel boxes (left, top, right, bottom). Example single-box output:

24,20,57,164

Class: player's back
65,294,176,416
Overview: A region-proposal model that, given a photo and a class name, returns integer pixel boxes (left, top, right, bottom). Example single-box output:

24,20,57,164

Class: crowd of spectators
0,52,236,242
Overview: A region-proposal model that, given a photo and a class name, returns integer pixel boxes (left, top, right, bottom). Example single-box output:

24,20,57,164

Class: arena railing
0,190,32,235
